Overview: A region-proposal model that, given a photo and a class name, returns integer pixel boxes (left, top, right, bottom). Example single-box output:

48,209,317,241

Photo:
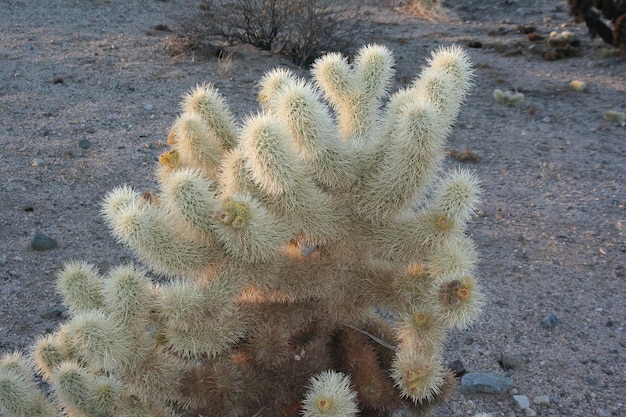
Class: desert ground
0,0,624,416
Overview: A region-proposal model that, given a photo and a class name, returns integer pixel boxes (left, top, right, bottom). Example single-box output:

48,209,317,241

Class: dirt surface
1,1,625,416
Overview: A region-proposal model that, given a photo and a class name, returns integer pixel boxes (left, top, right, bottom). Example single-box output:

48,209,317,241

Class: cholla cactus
0,44,482,417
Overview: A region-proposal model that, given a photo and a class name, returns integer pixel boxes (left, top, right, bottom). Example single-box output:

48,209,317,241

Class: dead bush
172,0,366,67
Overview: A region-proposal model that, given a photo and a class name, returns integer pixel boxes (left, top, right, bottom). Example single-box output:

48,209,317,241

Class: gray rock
541,313,558,329
533,395,550,406
40,306,65,319
513,395,530,410
78,139,92,149
447,359,467,377
31,233,58,250
461,372,515,394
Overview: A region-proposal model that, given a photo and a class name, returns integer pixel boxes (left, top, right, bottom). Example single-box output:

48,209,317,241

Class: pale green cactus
0,44,483,417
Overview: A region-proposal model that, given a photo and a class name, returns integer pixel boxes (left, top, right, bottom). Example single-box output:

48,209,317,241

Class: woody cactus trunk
0,44,483,417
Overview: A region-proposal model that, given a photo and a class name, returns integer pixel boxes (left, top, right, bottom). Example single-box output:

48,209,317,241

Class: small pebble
524,408,537,417
513,395,530,410
448,359,467,377
40,306,65,319
78,139,92,149
533,395,550,405
144,103,153,110
541,313,558,329
31,158,46,167
31,233,58,251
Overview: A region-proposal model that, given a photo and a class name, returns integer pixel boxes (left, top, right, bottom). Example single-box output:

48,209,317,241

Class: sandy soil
1,0,624,416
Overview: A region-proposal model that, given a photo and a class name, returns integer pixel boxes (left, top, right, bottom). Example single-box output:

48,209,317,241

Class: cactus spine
0,44,482,417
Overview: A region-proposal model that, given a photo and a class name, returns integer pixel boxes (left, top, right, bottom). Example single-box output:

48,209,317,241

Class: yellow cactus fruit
158,148,180,169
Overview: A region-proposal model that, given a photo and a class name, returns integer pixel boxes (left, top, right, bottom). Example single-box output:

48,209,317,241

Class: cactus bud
158,148,180,169
391,348,444,404
302,371,359,417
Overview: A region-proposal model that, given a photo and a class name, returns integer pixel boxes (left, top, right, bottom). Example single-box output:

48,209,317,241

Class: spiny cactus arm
355,98,446,221
0,353,58,417
394,307,446,357
425,234,478,277
258,67,299,110
312,45,394,140
301,370,359,417
239,114,347,242
370,169,480,261
431,168,481,224
102,186,221,276
329,327,400,412
50,361,121,417
159,167,221,245
429,273,483,330
369,206,463,263
219,148,265,197
118,349,186,406
32,334,66,379
156,276,247,358
213,193,292,263
354,49,474,222
56,260,105,315
272,80,357,191
181,83,239,150
414,45,474,121
179,356,249,415
169,112,225,181
102,263,153,328
353,44,395,102
391,348,445,404
58,311,135,371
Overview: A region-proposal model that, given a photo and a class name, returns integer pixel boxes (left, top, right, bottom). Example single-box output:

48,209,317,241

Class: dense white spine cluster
0,44,482,417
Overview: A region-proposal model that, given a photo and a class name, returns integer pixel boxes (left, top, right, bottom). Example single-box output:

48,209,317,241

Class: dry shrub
172,0,366,67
